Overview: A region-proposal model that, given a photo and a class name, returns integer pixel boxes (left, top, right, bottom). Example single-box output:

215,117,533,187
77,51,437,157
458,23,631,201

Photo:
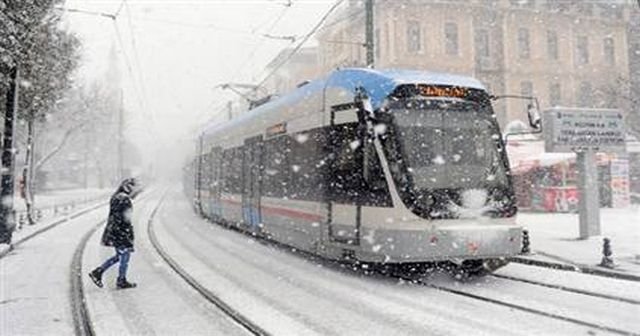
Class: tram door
327,103,362,246
209,147,223,217
242,136,264,230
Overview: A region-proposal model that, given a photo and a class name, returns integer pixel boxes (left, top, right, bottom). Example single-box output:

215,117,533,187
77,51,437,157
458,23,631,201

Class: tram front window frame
376,92,517,219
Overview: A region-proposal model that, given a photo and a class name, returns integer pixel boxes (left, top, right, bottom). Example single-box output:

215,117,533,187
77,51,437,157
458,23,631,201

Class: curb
509,255,640,282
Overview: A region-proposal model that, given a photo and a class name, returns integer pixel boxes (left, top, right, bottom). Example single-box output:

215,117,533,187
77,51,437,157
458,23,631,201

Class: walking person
89,178,137,289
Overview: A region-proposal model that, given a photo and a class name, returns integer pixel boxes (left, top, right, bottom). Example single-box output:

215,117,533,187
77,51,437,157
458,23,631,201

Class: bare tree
1,0,81,224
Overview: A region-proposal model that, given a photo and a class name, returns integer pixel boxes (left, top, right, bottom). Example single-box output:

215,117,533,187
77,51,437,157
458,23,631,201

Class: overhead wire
128,16,257,36
114,0,126,17
122,0,156,136
205,1,296,121
256,0,345,88
229,1,294,84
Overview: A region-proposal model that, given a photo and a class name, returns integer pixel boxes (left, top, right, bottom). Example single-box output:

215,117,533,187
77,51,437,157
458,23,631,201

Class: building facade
309,0,634,127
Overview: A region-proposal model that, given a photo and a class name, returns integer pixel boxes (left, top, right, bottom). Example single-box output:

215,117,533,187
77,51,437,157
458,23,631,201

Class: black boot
88,268,104,288
116,278,137,289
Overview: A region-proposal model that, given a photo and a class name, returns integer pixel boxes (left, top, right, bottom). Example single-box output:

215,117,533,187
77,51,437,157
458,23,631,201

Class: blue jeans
99,248,132,280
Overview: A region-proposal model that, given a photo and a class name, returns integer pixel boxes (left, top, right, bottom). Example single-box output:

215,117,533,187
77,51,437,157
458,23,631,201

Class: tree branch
34,123,83,171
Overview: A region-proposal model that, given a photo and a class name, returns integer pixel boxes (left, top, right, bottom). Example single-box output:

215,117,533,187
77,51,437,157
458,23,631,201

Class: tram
187,68,527,274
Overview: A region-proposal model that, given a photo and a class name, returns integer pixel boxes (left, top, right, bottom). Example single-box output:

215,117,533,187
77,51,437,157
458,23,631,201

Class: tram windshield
382,98,515,218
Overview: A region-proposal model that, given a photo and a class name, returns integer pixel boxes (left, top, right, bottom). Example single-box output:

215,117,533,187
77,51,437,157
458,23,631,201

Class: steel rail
146,195,271,336
70,220,103,336
395,274,640,336
490,273,640,305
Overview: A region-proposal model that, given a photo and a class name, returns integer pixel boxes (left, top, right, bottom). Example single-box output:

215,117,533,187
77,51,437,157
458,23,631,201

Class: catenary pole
0,67,20,244
365,0,375,68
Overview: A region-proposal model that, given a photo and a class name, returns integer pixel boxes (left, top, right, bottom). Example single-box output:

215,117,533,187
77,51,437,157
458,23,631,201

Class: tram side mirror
527,103,541,130
361,96,374,118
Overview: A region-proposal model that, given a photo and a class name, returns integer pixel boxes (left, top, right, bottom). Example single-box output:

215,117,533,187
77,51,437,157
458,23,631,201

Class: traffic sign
543,108,626,153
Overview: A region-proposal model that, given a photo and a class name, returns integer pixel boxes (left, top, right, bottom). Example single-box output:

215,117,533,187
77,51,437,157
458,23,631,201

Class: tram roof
201,68,485,137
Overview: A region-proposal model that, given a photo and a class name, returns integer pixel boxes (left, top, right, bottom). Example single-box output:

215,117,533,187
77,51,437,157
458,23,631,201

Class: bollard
521,229,531,254
600,237,615,268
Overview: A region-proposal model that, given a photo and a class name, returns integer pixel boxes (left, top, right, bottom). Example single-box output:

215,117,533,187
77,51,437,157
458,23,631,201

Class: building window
578,82,592,107
518,28,530,59
576,35,589,65
549,83,561,106
445,22,459,55
598,3,623,20
406,21,421,53
603,37,615,66
547,30,558,60
475,29,490,58
520,81,533,97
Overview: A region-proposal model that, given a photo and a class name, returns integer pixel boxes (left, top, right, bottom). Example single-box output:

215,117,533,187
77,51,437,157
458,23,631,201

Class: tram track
145,191,640,335
70,220,103,336
173,207,640,335
146,195,271,336
69,189,152,336
392,273,640,336
490,272,640,305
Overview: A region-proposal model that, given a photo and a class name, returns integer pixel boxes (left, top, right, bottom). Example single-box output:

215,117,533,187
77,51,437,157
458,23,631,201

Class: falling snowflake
295,133,309,144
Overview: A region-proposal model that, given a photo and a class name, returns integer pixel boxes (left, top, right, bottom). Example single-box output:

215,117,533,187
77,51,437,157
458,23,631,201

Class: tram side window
209,147,222,193
263,136,291,198
329,123,391,207
222,147,243,194
200,154,210,190
221,149,232,193
289,129,327,201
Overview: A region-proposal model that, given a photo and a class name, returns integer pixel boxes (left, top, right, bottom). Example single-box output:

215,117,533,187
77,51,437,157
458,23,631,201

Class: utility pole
365,0,375,68
0,67,20,244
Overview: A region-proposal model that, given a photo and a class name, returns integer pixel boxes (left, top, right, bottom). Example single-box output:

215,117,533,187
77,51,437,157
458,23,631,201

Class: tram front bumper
355,224,523,263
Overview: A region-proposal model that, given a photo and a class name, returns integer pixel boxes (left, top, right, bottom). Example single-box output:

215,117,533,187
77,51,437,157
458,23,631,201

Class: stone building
263,47,321,97
300,0,634,127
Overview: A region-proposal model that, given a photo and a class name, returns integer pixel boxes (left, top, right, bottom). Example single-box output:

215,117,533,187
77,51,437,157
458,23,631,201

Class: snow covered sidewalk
0,189,111,258
517,206,640,278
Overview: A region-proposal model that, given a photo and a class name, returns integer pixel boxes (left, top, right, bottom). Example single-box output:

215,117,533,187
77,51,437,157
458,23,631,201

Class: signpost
543,108,626,239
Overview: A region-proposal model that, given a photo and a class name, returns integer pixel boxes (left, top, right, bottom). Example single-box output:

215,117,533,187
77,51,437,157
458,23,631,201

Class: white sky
62,0,336,177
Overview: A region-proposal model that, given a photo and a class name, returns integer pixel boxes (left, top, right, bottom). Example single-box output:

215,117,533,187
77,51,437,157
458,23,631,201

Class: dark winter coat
100,185,134,249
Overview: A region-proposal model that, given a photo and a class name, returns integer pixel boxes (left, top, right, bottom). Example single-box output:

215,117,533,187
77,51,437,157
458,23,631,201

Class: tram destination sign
543,107,626,153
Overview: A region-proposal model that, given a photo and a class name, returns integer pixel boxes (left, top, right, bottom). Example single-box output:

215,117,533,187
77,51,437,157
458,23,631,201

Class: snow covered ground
518,205,640,276
2,188,639,335
0,205,109,335
137,190,637,335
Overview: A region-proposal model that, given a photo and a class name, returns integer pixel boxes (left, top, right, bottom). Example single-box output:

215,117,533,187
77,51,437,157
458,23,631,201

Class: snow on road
496,262,640,303
3,188,638,336
150,190,615,336
83,191,248,336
